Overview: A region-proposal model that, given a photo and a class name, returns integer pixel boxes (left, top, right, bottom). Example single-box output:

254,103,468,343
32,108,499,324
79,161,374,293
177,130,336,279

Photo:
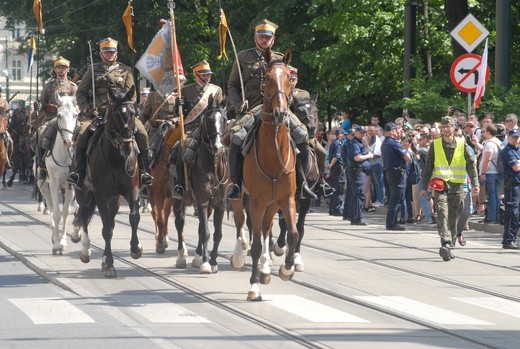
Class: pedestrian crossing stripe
112,294,210,323
8,297,95,324
356,296,493,325
452,297,520,318
266,295,370,323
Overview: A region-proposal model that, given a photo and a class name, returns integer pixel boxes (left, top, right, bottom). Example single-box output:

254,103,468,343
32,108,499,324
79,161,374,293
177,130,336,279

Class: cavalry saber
167,0,190,192
87,40,96,110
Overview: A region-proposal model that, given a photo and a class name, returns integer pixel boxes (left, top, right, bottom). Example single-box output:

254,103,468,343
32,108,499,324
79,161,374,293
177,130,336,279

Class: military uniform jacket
182,82,223,124
227,48,283,111
140,91,176,124
40,79,77,118
76,61,135,114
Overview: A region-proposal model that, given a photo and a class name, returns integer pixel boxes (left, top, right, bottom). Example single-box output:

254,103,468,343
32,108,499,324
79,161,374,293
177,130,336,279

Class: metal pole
495,0,511,92
403,0,417,98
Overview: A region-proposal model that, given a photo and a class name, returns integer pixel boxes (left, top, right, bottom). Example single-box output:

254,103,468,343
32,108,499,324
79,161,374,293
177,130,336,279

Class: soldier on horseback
67,37,153,192
227,19,315,200
36,56,77,179
172,60,224,198
0,93,13,168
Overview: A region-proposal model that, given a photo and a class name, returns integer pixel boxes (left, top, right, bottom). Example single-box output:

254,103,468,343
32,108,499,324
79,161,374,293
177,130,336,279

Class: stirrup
139,186,150,198
321,183,335,198
67,172,80,185
141,172,153,186
38,167,47,180
226,183,241,200
173,184,184,196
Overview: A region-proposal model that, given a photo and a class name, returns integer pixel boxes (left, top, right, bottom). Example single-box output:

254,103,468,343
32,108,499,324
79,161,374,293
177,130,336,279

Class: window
11,60,22,81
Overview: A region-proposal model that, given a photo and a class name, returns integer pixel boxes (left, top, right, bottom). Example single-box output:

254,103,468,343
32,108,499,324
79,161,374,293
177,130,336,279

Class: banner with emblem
136,21,186,96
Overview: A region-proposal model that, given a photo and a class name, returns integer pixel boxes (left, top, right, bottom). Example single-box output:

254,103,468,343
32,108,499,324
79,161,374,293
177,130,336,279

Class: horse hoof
200,262,212,274
104,268,117,278
273,242,286,257
247,284,262,301
156,245,166,254
211,264,218,273
43,209,50,215
230,254,245,270
175,257,187,269
52,246,63,255
294,253,304,272
131,246,143,259
79,251,91,264
241,239,249,251
259,272,271,285
192,255,203,268
279,265,294,281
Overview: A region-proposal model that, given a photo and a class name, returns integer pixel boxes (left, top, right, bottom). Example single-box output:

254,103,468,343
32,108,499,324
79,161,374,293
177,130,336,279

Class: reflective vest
432,137,466,183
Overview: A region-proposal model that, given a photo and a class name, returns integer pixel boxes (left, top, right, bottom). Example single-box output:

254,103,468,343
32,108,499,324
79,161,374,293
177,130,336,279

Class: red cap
429,178,445,191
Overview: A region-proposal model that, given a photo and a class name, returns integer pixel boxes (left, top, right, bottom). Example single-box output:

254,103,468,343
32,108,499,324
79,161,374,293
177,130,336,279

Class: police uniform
68,37,152,190
500,128,520,249
36,56,77,178
421,116,479,261
328,129,345,215
381,122,408,231
346,126,370,225
172,60,224,197
341,130,354,220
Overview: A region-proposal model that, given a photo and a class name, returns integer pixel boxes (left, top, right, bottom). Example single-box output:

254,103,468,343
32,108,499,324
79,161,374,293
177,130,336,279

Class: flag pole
167,0,190,193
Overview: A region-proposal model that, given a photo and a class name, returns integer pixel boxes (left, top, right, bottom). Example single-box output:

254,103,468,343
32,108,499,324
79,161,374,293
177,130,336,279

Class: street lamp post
2,70,8,101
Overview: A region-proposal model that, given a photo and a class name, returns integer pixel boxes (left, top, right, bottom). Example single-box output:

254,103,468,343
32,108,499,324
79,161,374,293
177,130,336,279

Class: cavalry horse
176,95,229,273
37,93,78,255
0,108,9,189
242,49,298,301
71,86,142,277
274,96,321,272
7,106,33,186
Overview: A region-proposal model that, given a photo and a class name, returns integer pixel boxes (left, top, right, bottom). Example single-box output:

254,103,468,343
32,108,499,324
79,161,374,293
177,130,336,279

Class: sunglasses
465,124,475,128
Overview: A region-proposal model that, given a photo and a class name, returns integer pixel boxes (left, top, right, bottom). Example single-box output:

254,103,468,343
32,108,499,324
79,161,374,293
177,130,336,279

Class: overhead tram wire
44,0,106,25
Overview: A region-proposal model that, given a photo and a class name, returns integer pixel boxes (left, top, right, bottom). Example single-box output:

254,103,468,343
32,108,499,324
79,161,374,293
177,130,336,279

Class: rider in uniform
67,37,152,192
226,19,313,200
171,60,224,197
0,92,13,168
36,56,77,179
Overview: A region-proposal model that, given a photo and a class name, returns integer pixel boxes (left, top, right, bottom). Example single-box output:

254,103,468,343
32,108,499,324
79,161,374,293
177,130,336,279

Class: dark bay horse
242,49,298,301
182,96,229,273
71,86,142,277
7,107,33,186
274,97,321,272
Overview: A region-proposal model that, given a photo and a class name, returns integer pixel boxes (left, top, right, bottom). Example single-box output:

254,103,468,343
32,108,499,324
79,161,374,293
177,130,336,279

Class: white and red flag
473,39,488,110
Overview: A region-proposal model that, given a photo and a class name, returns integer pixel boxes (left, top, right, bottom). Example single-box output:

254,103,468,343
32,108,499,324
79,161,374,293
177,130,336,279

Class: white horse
38,93,78,255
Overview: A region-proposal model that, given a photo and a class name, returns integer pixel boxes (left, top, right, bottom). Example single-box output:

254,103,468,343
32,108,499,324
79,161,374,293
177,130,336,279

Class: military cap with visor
53,56,70,68
255,19,278,36
191,60,213,74
98,37,118,52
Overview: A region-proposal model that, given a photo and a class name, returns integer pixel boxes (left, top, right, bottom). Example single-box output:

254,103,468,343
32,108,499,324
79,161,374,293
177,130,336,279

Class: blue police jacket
329,137,344,166
501,143,520,183
381,136,407,170
348,137,370,171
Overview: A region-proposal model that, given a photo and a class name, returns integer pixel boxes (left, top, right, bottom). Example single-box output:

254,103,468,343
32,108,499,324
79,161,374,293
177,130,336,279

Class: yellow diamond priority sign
450,14,489,53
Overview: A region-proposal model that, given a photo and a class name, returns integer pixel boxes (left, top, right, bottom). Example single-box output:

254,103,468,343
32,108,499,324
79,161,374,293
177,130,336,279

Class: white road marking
266,295,370,323
9,297,94,324
356,296,493,325
113,294,210,323
453,297,520,318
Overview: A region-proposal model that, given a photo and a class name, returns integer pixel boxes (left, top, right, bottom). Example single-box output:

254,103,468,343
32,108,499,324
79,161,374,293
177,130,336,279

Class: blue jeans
371,162,385,203
485,173,500,222
386,169,406,228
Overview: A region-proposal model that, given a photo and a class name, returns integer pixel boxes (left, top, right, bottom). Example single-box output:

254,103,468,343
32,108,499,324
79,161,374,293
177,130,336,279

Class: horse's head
263,49,292,125
55,92,79,149
292,96,318,138
200,94,227,155
107,86,137,156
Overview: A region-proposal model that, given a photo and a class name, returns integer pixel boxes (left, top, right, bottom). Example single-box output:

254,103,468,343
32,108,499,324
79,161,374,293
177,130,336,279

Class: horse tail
73,191,96,227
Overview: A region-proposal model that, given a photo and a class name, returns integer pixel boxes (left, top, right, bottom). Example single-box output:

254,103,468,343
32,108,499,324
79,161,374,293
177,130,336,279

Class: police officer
326,128,345,215
382,122,411,231
36,56,77,179
68,37,152,191
421,116,479,261
172,60,224,197
226,20,313,200
500,128,520,249
341,129,355,220
346,126,373,225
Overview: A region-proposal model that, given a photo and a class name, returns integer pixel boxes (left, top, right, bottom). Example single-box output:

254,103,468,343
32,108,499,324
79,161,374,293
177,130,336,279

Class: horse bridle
106,101,136,149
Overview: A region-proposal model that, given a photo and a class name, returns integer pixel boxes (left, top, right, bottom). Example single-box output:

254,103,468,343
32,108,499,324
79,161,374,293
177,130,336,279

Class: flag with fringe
33,0,43,34
136,20,186,95
122,1,136,52
27,36,36,73
218,9,228,60
473,39,488,110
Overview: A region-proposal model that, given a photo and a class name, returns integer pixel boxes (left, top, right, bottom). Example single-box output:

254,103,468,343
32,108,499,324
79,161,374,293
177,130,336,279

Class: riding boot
37,147,47,180
297,145,318,200
172,159,185,200
67,146,86,188
138,150,154,187
227,143,243,200
4,137,13,168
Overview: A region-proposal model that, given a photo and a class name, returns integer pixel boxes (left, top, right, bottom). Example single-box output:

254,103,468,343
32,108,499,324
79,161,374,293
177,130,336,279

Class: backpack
407,157,421,185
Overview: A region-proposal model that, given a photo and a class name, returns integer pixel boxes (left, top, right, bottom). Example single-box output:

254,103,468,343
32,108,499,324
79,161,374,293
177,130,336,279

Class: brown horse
242,49,298,301
7,107,33,186
0,109,9,189
71,86,142,277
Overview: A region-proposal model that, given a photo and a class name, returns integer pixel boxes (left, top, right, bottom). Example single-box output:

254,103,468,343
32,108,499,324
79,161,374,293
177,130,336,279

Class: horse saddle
241,110,262,157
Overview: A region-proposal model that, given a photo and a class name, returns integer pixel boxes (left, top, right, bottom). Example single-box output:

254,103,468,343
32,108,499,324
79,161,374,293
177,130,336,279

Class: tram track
0,200,508,349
